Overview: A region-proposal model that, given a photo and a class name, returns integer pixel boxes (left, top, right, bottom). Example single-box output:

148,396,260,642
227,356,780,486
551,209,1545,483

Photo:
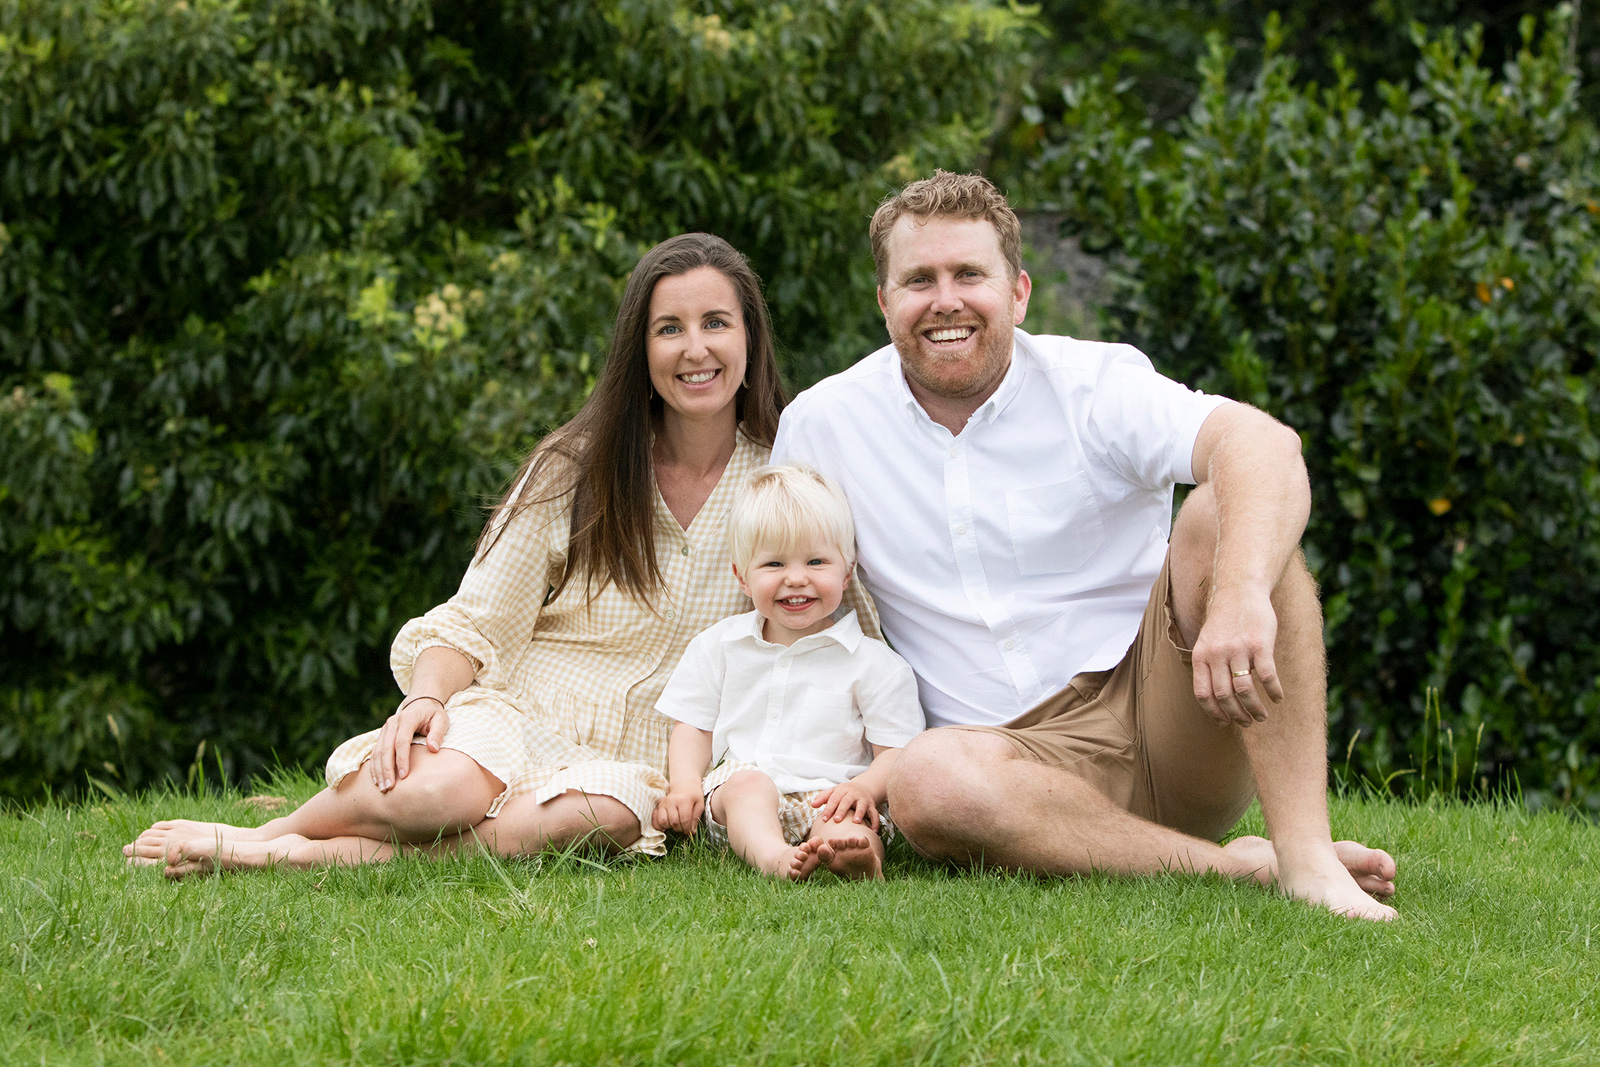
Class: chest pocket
776,690,864,766
1005,473,1106,575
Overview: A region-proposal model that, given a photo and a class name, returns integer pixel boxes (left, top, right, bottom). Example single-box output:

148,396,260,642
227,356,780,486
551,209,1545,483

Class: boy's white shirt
656,609,925,794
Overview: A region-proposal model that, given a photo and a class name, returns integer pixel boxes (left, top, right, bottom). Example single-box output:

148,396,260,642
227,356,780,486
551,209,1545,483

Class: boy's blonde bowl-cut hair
728,464,857,576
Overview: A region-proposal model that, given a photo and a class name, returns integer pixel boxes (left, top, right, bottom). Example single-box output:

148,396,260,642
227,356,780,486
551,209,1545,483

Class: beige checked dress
325,429,784,856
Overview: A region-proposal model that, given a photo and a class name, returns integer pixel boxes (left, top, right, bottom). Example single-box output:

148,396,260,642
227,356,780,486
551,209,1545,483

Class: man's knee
888,729,1014,857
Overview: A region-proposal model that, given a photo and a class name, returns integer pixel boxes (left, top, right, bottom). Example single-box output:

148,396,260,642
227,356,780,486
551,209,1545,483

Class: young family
126,172,1399,921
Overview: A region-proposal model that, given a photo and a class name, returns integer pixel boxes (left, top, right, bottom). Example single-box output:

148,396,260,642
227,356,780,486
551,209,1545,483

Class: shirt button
666,610,677,619
948,446,960,458
681,546,689,556
955,523,967,535
1004,638,1015,650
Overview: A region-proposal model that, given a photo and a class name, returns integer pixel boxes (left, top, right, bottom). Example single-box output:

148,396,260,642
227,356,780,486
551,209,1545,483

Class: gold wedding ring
1232,669,1251,677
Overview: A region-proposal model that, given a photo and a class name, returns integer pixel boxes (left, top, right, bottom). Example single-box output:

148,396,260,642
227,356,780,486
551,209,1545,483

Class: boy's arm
653,722,714,834
813,744,900,829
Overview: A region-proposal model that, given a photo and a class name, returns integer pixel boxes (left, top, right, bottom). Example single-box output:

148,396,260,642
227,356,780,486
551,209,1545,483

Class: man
771,171,1398,920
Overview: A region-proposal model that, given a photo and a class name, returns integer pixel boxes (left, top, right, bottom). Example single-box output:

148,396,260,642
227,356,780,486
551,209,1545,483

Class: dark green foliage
1042,13,1600,807
0,0,1025,799
1016,1,1600,127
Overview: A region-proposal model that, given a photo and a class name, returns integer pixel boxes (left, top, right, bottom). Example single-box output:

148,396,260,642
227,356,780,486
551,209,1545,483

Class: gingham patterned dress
325,430,784,856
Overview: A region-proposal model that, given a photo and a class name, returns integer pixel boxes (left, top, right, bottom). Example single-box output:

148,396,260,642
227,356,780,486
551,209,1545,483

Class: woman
126,233,797,875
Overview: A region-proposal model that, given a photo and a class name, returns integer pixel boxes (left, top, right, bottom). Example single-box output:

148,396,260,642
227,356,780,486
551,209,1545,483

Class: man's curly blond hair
868,170,1023,287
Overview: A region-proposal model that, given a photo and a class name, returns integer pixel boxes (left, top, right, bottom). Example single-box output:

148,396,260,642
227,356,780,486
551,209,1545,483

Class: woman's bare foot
161,833,315,879
806,833,883,880
124,820,270,866
1221,835,1398,921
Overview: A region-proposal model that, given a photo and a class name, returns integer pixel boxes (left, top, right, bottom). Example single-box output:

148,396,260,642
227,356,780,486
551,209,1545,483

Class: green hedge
0,0,1027,799
1040,13,1600,807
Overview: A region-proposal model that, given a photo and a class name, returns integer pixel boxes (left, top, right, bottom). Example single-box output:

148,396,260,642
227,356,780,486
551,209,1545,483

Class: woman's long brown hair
476,233,787,605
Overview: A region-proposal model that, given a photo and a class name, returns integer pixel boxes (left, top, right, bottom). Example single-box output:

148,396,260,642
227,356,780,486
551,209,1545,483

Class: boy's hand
811,781,880,831
653,785,705,835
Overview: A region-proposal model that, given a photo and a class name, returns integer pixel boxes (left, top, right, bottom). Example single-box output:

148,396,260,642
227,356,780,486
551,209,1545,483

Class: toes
163,858,212,880
1357,876,1396,900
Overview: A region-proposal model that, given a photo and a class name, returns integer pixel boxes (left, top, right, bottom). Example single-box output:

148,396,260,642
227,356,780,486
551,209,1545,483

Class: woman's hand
370,695,450,792
811,780,880,831
653,784,706,835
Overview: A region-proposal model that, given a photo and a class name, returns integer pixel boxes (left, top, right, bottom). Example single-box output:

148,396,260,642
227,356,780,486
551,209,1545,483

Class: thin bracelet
399,695,445,713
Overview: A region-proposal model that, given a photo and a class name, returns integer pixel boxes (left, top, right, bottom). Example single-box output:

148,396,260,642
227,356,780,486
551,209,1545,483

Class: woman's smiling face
646,266,748,427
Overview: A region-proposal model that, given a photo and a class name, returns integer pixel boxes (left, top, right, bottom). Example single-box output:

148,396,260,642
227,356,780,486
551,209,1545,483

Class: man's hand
811,780,881,830
1190,586,1285,727
370,696,451,791
653,785,705,835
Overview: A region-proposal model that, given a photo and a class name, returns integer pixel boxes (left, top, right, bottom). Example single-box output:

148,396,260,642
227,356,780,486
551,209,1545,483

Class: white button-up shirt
655,610,925,793
772,330,1228,729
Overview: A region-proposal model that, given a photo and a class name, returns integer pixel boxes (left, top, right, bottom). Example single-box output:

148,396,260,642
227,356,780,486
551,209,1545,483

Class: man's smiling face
876,214,1031,405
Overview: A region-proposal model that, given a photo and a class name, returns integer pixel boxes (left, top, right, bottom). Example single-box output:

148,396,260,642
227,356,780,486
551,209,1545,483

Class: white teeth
927,327,974,343
780,597,812,605
679,370,717,383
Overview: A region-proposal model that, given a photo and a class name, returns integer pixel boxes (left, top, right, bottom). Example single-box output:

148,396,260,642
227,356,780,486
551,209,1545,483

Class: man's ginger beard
887,300,1017,402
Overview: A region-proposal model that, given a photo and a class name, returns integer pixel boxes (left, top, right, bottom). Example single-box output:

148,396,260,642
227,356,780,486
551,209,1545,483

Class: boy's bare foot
811,832,883,880
782,841,825,881
739,841,820,881
1221,836,1398,921
124,820,269,866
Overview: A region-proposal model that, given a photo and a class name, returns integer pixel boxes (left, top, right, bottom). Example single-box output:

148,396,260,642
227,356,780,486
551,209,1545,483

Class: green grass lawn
4,773,1596,1066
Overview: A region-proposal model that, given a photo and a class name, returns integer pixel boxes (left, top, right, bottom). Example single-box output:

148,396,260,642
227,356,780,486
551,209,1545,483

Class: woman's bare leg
158,788,643,878
126,748,503,865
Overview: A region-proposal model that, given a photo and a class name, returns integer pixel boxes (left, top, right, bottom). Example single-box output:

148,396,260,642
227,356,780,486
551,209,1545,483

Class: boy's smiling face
734,537,852,647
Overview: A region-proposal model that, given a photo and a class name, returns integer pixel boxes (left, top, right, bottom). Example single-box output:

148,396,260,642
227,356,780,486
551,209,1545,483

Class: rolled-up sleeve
390,485,568,693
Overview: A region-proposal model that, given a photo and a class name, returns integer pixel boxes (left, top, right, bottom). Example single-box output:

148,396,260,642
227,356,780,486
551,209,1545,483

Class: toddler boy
652,464,925,880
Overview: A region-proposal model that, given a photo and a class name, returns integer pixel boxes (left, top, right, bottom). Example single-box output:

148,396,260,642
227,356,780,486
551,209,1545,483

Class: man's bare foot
124,820,270,866
1221,836,1398,921
808,833,883,880
1276,857,1399,921
1223,835,1397,899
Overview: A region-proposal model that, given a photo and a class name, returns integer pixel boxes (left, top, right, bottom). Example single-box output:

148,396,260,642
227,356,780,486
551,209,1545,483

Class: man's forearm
1197,404,1310,596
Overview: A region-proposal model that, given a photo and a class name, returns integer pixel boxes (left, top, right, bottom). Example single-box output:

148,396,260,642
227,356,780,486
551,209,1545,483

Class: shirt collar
974,331,1028,426
724,608,863,652
891,333,1029,429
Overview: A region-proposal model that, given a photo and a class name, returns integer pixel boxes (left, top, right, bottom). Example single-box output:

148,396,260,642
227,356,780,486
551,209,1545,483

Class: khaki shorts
953,555,1257,842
